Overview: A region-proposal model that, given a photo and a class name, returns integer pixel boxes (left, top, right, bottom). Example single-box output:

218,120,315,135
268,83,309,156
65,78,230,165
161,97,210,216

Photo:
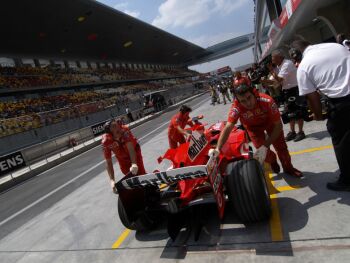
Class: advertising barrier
0,151,26,177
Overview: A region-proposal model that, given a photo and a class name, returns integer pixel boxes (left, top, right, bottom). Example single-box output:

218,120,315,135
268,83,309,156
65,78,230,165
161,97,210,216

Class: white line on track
139,122,169,140
0,160,104,227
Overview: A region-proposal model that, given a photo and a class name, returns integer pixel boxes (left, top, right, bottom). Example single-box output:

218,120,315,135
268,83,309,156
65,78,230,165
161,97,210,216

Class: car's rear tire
117,197,156,231
226,159,271,222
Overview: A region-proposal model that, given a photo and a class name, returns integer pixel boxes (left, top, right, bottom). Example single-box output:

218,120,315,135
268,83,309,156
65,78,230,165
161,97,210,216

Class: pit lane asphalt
1,93,350,263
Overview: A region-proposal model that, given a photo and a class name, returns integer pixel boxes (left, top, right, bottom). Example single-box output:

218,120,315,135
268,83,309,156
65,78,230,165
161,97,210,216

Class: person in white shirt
267,49,306,142
292,40,350,191
336,33,350,51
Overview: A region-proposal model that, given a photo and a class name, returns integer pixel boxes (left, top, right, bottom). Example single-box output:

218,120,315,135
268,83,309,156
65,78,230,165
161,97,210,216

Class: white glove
110,180,117,194
110,179,115,188
208,148,220,157
130,163,138,175
253,145,268,164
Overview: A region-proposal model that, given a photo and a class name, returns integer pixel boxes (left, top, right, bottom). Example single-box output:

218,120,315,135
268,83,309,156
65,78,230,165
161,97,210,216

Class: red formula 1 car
116,116,271,240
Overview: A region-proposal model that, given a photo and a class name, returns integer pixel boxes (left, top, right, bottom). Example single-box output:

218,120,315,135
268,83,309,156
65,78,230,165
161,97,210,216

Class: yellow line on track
276,185,300,192
264,145,333,240
112,228,131,249
269,192,283,241
289,145,333,156
264,164,283,242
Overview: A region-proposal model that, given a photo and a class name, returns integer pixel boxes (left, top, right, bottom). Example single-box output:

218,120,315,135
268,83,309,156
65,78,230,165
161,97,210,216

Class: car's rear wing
116,155,216,191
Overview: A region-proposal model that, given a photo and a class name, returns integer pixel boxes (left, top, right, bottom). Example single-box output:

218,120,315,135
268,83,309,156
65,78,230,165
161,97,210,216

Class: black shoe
327,180,350,191
294,131,306,142
271,161,281,174
285,131,296,141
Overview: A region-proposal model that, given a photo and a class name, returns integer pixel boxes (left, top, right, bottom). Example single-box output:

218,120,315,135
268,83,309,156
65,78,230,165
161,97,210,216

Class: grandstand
0,0,254,156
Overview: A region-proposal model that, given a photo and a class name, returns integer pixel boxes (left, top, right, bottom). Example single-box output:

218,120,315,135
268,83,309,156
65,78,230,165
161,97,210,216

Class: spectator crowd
0,66,196,89
0,79,197,138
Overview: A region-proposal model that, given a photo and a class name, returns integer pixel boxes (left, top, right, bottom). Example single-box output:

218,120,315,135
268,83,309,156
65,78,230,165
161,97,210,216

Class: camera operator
250,58,276,96
292,40,350,191
266,49,306,142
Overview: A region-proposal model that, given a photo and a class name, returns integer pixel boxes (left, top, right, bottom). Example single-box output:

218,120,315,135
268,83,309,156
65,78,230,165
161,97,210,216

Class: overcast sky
97,0,255,73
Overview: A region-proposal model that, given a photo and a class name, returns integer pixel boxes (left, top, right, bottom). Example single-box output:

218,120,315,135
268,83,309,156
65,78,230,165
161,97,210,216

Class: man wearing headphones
292,40,350,191
102,118,146,193
168,105,194,149
268,49,306,142
210,85,302,177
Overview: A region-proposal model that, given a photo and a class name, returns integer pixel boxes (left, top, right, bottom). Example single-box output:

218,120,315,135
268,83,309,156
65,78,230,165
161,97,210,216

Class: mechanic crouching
102,118,146,193
210,84,303,177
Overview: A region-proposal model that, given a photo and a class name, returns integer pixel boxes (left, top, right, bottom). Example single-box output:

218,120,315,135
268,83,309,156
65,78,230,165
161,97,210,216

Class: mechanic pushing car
210,84,303,177
168,105,194,149
102,118,146,193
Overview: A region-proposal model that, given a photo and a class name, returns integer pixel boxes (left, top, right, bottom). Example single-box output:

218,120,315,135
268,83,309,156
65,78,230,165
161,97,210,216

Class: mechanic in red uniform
210,84,302,177
168,105,194,149
233,71,251,88
102,118,146,193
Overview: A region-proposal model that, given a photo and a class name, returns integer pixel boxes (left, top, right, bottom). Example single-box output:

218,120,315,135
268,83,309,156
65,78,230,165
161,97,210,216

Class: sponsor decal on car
206,156,225,219
117,165,208,190
188,131,208,161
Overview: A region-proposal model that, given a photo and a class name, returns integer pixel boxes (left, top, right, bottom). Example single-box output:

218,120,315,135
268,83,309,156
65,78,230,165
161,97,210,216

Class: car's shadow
281,169,350,208
305,130,330,140
135,169,350,260
135,196,309,259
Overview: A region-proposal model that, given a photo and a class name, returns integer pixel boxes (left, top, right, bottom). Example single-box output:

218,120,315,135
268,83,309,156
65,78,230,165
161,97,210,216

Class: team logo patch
243,111,254,119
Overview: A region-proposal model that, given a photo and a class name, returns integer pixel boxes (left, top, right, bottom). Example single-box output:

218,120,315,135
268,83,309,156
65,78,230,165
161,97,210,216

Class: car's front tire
226,159,271,222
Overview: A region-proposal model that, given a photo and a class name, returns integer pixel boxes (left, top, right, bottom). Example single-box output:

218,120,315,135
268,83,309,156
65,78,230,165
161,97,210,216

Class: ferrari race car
115,116,271,240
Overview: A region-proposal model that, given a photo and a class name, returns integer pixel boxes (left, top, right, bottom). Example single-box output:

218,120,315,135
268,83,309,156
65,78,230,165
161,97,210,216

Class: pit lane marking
112,229,131,249
264,145,333,240
289,145,332,156
264,165,283,242
276,185,300,192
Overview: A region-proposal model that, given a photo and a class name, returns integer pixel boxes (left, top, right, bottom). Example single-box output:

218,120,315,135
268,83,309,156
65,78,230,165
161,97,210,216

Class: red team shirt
168,113,193,138
102,126,138,162
227,93,280,128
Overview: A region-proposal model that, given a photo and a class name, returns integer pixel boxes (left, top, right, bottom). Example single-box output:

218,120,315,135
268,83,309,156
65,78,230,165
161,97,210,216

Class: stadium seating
0,66,195,89
0,82,169,137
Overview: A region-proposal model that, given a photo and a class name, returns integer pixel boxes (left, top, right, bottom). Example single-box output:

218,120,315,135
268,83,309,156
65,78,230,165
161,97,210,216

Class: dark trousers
326,97,350,183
